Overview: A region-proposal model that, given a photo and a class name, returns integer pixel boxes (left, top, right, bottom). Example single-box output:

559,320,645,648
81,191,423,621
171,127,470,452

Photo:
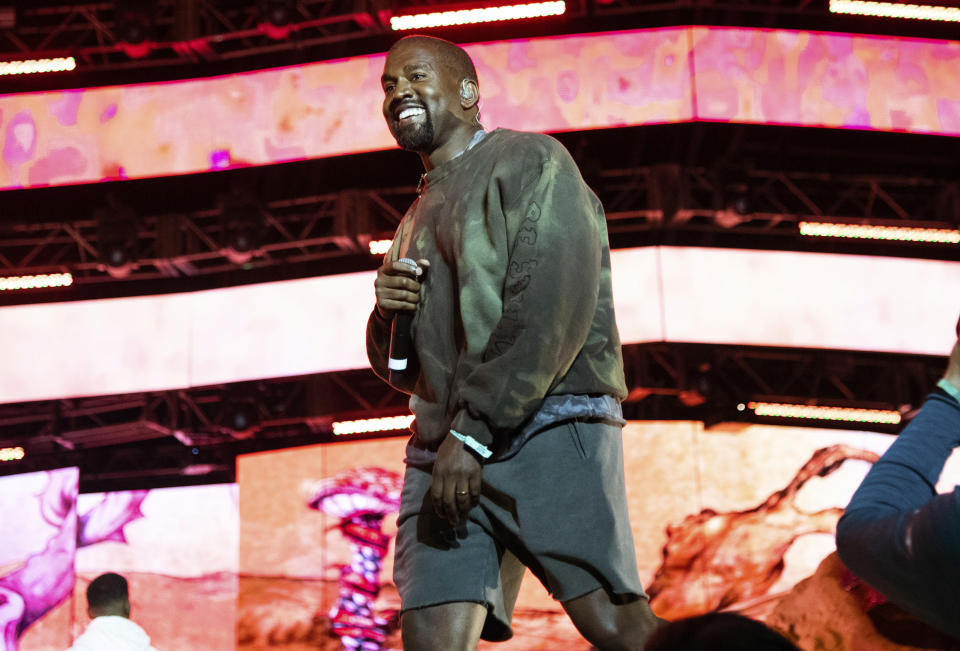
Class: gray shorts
393,419,645,641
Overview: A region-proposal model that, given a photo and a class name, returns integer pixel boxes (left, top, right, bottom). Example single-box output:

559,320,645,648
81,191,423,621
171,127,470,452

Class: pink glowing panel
0,248,958,405
188,272,374,387
0,28,692,191
609,247,666,343
690,27,960,135
5,27,959,192
0,293,192,404
656,247,960,354
470,27,693,134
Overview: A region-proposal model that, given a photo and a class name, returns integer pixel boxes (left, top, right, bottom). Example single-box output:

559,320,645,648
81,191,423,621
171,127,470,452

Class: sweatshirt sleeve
449,143,605,449
835,389,960,637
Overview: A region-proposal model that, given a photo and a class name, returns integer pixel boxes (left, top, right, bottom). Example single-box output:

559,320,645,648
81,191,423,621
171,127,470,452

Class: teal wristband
937,379,960,405
449,429,493,460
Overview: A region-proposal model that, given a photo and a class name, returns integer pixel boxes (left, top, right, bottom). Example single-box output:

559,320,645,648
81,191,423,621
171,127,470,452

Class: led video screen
2,480,237,651
2,26,958,190
236,421,960,649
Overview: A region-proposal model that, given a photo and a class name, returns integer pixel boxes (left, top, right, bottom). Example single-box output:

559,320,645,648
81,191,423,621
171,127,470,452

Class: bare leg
401,601,487,651
562,588,665,651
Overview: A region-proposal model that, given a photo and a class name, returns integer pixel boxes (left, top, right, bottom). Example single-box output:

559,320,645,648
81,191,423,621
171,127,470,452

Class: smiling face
381,38,477,156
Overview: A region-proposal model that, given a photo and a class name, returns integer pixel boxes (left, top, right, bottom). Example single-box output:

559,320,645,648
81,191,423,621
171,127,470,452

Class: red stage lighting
390,0,565,30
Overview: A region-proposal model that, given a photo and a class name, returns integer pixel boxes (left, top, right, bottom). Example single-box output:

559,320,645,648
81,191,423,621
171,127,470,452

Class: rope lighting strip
0,447,25,461
0,273,74,291
743,401,902,424
0,57,77,76
332,414,414,435
368,239,393,255
390,0,565,30
829,0,960,21
799,221,960,244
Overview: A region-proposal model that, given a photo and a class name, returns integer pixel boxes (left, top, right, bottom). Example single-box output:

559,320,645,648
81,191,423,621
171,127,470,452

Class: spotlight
0,446,25,462
389,1,565,30
258,0,297,39
0,57,77,76
368,239,393,255
96,199,138,279
116,0,154,59
830,0,960,22
218,191,264,265
743,401,902,425
799,221,960,244
332,414,414,436
0,272,73,291
221,401,260,437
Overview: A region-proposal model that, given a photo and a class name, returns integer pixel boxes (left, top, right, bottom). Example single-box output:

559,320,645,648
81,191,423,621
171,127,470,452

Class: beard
390,111,436,152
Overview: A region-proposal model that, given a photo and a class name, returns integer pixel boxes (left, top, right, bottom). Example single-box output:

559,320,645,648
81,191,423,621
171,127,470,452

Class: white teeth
398,107,425,120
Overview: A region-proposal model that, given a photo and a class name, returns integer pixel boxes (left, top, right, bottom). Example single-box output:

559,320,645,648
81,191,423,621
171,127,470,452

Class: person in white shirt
67,572,158,651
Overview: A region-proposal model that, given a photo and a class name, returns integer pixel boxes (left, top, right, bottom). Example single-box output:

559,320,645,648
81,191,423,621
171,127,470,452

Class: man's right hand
374,258,429,319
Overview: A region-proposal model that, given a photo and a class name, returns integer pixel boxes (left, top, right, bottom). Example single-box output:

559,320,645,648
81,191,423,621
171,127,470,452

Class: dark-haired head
380,35,481,165
86,572,131,619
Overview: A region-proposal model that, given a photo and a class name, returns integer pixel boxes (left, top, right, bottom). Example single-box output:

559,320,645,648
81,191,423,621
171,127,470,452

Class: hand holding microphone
373,257,428,379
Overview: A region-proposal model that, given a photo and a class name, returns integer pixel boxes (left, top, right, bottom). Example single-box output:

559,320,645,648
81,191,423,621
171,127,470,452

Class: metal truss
3,0,939,81
599,164,960,237
0,184,414,288
2,157,956,296
3,0,382,73
0,342,946,489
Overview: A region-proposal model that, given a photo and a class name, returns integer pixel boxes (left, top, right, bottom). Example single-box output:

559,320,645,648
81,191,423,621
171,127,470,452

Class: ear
459,79,479,110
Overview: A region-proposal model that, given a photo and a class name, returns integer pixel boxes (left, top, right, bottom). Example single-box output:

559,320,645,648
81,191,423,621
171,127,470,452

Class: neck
419,123,482,172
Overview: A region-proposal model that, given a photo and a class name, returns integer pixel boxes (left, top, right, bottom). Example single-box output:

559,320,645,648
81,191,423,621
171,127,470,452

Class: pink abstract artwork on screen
1,27,958,190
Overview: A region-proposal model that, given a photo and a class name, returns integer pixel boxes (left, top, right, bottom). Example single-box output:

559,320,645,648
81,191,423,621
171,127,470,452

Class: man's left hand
431,432,482,524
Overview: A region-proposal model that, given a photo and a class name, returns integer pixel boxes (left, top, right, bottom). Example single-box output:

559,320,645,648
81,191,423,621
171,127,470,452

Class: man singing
366,35,662,650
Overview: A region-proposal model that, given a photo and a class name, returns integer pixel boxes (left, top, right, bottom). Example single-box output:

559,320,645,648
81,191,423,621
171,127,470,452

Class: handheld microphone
388,258,421,378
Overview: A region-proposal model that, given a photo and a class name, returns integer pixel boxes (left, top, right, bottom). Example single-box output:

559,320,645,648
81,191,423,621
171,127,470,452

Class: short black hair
390,35,478,86
86,572,129,611
644,613,800,651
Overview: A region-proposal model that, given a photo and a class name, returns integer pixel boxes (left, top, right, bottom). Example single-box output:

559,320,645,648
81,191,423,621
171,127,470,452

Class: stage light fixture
390,0,565,30
332,414,414,435
0,57,76,76
368,239,393,255
218,191,264,265
96,199,139,279
0,446,25,462
741,401,902,425
799,221,960,244
0,273,73,291
830,0,960,21
116,0,155,59
258,0,297,39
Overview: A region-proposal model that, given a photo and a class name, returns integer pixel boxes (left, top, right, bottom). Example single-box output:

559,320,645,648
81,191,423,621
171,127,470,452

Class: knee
578,615,659,651
400,604,486,651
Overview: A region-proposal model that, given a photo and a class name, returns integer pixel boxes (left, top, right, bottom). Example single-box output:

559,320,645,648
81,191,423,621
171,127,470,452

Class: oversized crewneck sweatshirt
366,128,627,457
836,387,960,638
